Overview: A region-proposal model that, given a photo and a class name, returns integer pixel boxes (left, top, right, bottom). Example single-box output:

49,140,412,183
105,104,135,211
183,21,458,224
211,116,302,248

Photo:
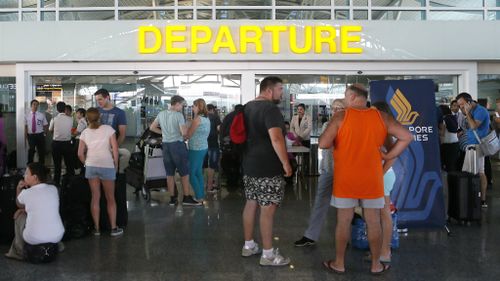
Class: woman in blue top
186,99,211,202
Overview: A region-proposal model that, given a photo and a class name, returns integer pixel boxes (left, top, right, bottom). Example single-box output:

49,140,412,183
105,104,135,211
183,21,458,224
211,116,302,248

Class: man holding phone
456,92,491,208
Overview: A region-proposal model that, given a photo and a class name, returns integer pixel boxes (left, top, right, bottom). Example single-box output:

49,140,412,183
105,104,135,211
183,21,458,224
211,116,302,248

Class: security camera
357,70,363,75
133,71,139,75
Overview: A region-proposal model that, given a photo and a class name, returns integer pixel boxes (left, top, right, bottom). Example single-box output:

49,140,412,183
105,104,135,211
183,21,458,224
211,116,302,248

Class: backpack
443,114,459,133
230,106,246,145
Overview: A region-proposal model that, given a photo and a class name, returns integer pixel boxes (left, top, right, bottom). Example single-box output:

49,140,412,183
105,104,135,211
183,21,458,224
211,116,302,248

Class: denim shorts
162,141,190,177
85,166,116,180
205,148,220,170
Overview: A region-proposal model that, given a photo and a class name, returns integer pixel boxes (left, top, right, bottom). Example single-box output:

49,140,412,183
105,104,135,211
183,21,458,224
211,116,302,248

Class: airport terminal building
1,0,499,165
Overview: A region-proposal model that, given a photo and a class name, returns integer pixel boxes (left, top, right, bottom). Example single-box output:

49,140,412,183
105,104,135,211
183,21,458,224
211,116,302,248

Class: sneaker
182,195,202,206
481,201,488,208
58,242,65,253
294,236,316,247
241,243,261,257
169,197,178,206
259,248,290,266
93,229,101,236
110,227,124,237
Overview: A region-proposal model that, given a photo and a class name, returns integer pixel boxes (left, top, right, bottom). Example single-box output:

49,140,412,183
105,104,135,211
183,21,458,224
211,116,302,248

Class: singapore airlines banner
370,79,445,228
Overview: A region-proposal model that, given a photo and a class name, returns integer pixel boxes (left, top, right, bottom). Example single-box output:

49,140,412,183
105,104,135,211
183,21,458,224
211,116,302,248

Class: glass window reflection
31,75,241,137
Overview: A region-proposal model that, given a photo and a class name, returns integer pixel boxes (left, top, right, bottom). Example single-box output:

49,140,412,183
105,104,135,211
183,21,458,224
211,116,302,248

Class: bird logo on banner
390,89,419,125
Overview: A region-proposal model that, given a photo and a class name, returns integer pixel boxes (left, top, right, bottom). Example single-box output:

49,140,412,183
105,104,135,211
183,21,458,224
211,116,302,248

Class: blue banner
370,79,445,228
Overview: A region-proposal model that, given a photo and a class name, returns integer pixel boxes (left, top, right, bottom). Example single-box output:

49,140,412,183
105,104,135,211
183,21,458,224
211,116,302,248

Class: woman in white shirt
5,162,64,263
78,108,122,237
290,103,312,147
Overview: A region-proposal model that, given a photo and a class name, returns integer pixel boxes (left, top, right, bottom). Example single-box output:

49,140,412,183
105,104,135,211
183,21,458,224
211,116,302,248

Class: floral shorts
243,175,285,206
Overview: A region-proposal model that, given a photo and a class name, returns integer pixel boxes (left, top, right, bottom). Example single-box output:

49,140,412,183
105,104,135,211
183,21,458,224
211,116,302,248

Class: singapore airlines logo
390,89,419,125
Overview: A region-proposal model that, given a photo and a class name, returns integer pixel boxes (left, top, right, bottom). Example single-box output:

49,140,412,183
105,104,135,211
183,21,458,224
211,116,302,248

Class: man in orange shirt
319,84,412,275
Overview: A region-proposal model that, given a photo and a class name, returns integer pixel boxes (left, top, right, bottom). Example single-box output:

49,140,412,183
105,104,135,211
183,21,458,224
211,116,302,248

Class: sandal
370,262,391,275
322,260,346,274
363,252,391,263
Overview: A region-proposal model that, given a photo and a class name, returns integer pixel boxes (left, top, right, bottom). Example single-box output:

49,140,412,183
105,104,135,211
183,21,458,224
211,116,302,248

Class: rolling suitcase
0,174,23,243
99,173,128,230
60,174,92,239
447,171,481,223
125,166,144,192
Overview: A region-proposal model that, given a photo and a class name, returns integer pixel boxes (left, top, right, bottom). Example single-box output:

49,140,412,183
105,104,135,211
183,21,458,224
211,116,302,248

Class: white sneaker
241,243,261,257
259,248,290,266
110,227,124,237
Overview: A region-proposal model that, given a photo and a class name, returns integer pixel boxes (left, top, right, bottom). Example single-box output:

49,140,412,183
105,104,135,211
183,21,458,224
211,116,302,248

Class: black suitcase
128,152,144,170
447,171,481,223
0,175,23,243
99,173,128,230
60,174,92,239
125,166,143,191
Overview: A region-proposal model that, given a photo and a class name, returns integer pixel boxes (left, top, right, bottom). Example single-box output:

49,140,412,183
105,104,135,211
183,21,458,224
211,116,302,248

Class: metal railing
0,0,499,21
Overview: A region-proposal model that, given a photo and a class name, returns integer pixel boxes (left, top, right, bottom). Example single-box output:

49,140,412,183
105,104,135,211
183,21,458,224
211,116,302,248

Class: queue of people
6,80,497,271
5,89,131,263
438,94,494,208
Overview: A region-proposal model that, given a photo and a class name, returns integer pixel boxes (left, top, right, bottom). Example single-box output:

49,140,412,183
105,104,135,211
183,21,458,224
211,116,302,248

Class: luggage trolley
140,143,168,201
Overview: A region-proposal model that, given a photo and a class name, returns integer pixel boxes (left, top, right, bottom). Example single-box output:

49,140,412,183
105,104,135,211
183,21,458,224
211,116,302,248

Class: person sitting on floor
5,162,65,263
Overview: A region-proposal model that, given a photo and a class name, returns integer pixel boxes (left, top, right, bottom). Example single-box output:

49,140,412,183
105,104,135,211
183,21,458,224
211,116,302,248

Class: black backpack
444,114,459,133
25,242,58,264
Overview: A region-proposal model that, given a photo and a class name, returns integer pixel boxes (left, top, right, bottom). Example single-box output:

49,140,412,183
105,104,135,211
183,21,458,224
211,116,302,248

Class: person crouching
5,162,65,263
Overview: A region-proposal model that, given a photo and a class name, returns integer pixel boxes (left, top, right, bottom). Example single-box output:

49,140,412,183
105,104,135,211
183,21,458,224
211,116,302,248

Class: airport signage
138,24,363,55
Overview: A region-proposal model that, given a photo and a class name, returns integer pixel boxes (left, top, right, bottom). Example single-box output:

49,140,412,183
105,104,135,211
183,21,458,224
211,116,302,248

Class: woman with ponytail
78,107,122,237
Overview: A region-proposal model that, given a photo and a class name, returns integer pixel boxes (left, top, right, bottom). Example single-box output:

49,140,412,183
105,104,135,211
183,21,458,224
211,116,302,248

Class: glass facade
0,77,16,153
478,74,500,110
255,74,458,136
0,0,499,21
30,74,242,137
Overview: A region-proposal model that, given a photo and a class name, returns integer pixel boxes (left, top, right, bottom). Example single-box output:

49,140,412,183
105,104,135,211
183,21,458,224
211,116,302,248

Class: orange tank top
332,108,387,199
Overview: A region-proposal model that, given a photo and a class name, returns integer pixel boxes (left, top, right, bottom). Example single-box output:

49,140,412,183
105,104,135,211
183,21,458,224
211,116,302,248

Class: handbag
462,146,478,175
473,130,500,156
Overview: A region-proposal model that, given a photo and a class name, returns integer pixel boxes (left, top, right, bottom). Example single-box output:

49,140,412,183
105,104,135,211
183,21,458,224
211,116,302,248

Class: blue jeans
189,149,208,199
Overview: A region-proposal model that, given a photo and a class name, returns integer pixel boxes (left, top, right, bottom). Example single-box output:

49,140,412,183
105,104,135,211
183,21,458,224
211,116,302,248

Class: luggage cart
140,143,168,202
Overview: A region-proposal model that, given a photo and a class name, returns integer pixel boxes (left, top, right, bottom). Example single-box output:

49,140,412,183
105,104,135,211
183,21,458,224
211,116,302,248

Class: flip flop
370,262,391,275
363,253,391,264
322,260,346,274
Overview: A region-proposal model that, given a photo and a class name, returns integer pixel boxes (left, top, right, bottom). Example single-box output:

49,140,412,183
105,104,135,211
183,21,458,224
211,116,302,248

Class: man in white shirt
25,99,48,165
451,100,466,131
49,102,75,186
290,103,312,147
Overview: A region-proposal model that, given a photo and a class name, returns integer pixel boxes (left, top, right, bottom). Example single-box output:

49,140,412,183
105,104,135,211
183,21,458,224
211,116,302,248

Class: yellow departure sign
138,25,363,55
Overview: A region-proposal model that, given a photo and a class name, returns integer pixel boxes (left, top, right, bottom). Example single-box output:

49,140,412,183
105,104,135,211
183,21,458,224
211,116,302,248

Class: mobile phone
496,112,500,118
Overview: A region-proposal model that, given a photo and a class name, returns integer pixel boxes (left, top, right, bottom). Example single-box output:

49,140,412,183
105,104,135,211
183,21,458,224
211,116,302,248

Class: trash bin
309,143,319,176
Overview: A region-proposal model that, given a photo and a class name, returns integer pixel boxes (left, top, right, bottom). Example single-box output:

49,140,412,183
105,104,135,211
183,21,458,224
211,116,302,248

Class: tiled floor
1,159,499,281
